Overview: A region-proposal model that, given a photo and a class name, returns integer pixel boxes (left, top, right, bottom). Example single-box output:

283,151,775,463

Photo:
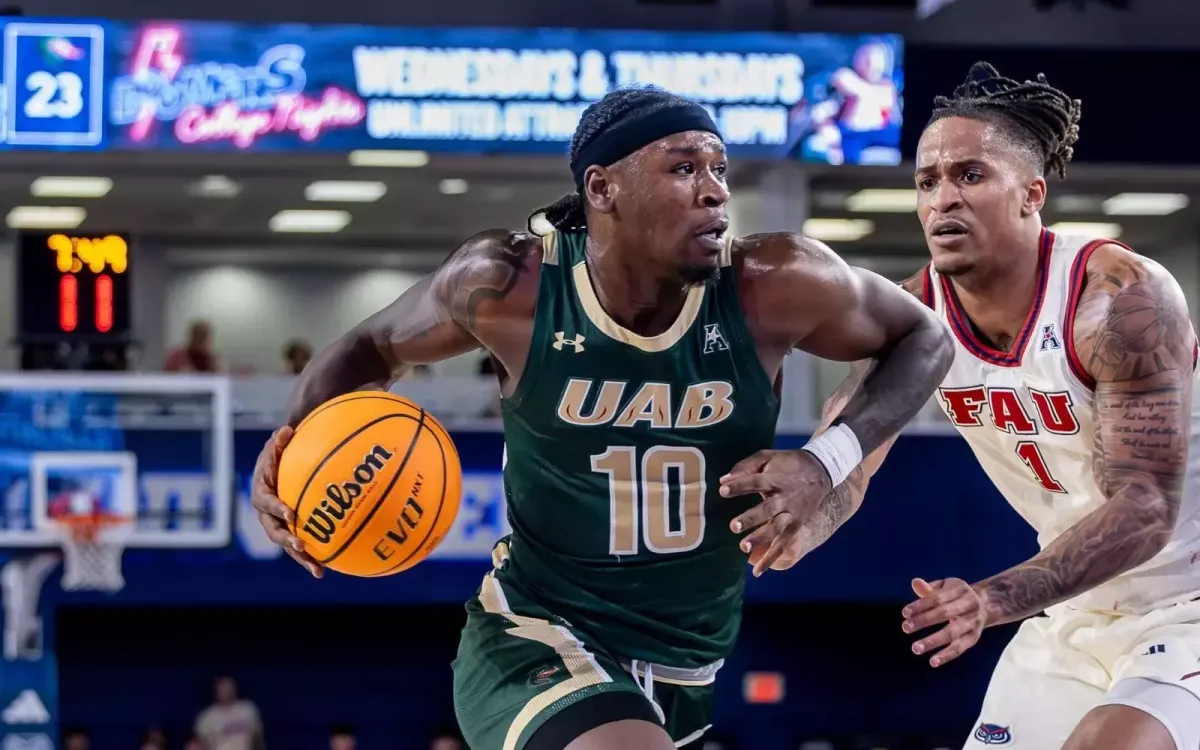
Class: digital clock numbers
17,232,132,340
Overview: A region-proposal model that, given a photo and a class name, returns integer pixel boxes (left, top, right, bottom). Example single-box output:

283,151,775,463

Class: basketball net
56,513,129,592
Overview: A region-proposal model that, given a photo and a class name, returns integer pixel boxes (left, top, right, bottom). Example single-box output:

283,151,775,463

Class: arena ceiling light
6,205,86,229
1101,193,1189,216
188,175,241,198
1047,221,1122,238
348,149,430,168
802,218,874,242
844,189,917,213
269,209,351,233
304,181,387,202
29,176,112,198
1051,194,1104,214
439,179,469,195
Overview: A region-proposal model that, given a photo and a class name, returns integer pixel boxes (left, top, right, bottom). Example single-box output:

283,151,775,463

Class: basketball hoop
54,513,130,592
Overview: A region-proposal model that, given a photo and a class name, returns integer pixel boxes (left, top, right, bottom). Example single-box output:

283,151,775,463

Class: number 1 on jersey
1015,440,1067,493
591,445,707,556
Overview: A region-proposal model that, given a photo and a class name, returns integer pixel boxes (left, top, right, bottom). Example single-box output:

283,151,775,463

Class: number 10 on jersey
3,23,104,147
591,446,707,556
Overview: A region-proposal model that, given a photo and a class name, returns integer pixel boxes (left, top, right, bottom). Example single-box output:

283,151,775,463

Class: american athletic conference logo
974,722,1012,745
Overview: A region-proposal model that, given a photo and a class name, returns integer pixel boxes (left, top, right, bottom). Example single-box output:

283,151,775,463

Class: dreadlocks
928,61,1082,179
530,87,711,233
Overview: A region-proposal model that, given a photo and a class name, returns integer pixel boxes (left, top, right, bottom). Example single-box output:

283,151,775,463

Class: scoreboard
0,20,104,149
17,231,132,341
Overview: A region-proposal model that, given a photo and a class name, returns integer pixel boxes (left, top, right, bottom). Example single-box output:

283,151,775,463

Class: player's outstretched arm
250,229,540,576
977,245,1193,625
724,240,953,573
760,270,929,571
902,245,1194,667
285,229,540,425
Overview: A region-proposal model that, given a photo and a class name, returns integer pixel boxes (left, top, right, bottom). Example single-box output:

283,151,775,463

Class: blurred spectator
62,728,88,750
140,727,167,750
183,733,207,750
194,676,264,750
429,727,464,750
165,320,221,373
283,339,312,375
329,724,356,750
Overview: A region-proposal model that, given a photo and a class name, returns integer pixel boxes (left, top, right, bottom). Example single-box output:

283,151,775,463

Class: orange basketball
277,392,462,577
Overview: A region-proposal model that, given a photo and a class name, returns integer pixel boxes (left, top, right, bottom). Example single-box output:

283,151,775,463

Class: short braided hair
928,61,1081,178
531,87,702,233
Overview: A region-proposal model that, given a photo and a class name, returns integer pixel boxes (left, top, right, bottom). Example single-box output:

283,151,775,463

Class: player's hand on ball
250,426,324,578
902,577,988,667
719,449,833,577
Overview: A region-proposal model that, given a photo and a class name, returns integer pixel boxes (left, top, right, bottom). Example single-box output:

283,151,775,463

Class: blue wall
6,430,1038,748
41,430,1038,607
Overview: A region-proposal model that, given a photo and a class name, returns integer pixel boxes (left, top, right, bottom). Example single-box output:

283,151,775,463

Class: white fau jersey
924,228,1200,615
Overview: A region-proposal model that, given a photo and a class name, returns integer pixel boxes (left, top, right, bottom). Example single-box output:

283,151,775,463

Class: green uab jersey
498,230,780,669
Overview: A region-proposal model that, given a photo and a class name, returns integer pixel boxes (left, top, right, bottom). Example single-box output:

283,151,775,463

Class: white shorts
964,599,1200,749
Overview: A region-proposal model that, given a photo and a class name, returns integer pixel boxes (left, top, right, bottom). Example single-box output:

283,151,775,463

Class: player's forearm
284,331,395,426
837,317,952,454
975,487,1177,626
790,465,868,555
791,431,899,556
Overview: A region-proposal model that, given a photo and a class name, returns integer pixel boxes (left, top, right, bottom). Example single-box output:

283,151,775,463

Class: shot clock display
17,231,132,340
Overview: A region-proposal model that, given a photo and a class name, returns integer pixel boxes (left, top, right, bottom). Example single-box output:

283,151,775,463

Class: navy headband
570,101,722,189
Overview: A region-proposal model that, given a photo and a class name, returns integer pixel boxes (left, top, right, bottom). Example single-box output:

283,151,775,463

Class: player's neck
584,235,690,337
949,229,1044,351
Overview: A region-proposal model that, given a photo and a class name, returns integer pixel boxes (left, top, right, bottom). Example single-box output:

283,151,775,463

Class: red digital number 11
58,273,114,333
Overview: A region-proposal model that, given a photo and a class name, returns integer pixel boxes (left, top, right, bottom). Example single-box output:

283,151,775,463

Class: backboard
0,373,233,549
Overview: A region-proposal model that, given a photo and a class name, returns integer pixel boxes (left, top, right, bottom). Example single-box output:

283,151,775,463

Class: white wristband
800,423,863,487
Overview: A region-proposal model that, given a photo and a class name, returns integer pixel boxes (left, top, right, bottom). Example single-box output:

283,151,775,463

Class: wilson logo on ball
303,445,395,543
372,473,426,562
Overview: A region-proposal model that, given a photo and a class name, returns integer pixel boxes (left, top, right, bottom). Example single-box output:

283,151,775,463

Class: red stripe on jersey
941,228,1054,368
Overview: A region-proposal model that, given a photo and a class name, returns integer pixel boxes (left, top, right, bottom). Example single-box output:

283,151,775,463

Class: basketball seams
289,412,418,535
317,408,429,565
295,392,414,431
368,421,451,576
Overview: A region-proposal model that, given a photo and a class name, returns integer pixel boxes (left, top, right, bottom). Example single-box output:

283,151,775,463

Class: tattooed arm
254,230,540,575
767,271,931,569
284,229,540,426
976,245,1194,625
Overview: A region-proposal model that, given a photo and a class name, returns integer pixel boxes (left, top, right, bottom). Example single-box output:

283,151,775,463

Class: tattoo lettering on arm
978,247,1193,624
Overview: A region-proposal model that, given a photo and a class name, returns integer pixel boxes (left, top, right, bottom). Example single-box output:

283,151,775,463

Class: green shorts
452,569,717,750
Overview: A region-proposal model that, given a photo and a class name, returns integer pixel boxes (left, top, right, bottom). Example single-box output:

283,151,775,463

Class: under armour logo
1039,323,1062,351
703,324,729,354
553,332,585,352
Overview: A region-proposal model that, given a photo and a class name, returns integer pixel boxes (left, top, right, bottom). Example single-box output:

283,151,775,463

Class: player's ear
583,166,617,215
1020,175,1047,218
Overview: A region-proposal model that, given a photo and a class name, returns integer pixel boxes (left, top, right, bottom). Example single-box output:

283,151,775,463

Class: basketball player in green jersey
250,88,953,749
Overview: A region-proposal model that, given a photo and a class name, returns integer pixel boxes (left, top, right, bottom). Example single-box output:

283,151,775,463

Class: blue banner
0,17,904,163
0,428,1034,608
103,23,901,162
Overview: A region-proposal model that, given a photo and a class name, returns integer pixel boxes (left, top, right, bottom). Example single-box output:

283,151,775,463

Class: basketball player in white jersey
724,62,1200,749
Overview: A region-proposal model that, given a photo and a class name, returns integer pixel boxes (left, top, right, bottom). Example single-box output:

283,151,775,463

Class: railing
0,358,955,434
208,370,954,433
